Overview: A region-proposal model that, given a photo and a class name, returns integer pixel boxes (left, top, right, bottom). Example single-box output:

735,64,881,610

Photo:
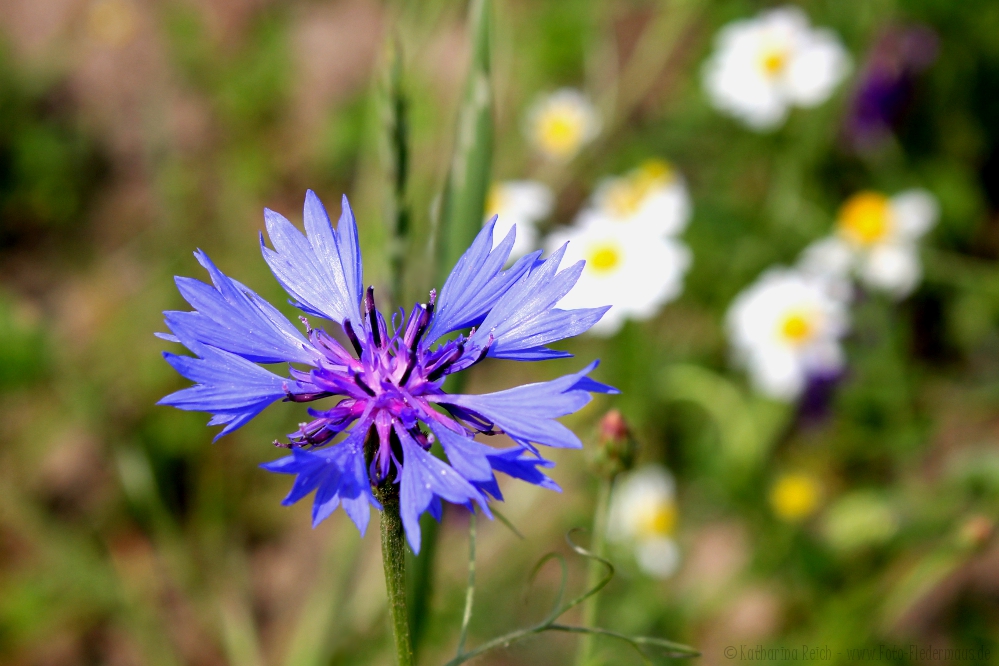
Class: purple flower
843,25,938,152
158,191,615,552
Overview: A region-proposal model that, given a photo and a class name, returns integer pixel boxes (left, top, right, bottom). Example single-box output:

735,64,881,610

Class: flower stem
376,483,414,666
575,477,612,666
457,511,477,655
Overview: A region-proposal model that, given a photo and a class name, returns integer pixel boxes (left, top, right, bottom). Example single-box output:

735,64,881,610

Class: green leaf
381,35,411,308
436,0,493,284
659,363,791,475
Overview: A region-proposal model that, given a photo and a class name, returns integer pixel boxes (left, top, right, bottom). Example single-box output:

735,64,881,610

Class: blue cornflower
158,191,615,552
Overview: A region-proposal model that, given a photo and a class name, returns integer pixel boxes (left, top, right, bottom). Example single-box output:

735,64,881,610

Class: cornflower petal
424,217,536,343
436,361,617,450
468,244,608,360
429,422,495,483
164,250,320,365
396,424,491,553
158,343,291,440
260,191,364,326
428,423,562,500
261,422,380,534
486,447,561,493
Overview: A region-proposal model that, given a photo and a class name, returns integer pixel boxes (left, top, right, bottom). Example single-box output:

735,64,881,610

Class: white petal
798,236,854,278
860,244,922,298
502,181,555,219
803,339,845,375
784,30,851,106
750,349,806,400
635,538,681,579
636,184,692,237
889,189,939,241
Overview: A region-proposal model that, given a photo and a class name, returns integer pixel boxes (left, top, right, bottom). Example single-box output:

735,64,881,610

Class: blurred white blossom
484,180,554,258
548,160,692,336
525,89,601,161
608,465,681,579
586,159,691,236
799,189,939,298
703,6,850,130
726,268,848,400
549,215,691,336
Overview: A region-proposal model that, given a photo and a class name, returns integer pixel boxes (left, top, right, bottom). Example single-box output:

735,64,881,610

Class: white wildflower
726,268,848,400
586,159,691,237
608,465,681,579
525,88,601,162
703,6,850,130
800,189,939,298
548,216,691,336
484,181,554,258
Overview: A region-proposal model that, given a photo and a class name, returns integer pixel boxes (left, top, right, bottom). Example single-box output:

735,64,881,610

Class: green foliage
0,292,47,388
0,49,103,243
436,0,493,285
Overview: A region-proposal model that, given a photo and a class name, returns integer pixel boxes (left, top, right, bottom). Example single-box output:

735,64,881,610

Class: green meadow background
1,0,998,664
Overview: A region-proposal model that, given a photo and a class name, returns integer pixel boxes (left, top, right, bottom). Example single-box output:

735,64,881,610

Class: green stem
575,478,612,666
457,512,477,655
376,484,414,666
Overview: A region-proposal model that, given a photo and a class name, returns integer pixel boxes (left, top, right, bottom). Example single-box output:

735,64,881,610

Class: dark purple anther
343,320,363,357
427,341,465,382
399,347,419,387
353,372,376,397
284,390,333,403
365,287,382,348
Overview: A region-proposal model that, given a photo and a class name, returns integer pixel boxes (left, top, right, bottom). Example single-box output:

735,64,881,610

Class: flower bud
589,409,637,479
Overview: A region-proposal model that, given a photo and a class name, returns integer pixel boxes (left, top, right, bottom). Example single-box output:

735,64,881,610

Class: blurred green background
1,0,999,664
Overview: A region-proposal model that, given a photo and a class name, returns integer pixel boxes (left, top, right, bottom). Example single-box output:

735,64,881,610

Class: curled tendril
445,526,699,666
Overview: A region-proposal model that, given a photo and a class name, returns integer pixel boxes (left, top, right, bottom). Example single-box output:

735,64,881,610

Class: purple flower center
282,286,493,483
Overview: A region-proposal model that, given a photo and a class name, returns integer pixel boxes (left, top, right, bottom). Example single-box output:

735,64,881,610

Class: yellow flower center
587,242,622,274
634,500,677,538
538,111,585,159
778,311,815,345
838,192,891,246
605,180,646,218
603,159,675,219
770,474,821,522
635,159,675,187
759,46,789,77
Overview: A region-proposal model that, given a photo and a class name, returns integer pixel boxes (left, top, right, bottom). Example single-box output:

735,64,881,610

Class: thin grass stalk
457,511,478,655
575,477,612,666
